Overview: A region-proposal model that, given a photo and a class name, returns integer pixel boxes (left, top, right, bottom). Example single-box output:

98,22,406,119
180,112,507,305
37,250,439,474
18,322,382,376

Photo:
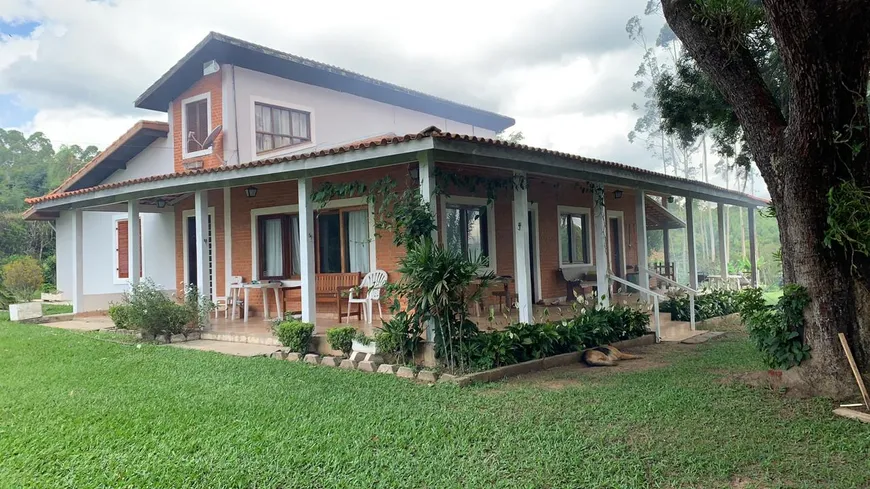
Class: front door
609,217,623,279
186,215,213,297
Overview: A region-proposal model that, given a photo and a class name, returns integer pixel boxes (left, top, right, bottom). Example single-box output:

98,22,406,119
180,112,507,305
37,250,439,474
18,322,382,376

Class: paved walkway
168,340,281,357
44,317,114,332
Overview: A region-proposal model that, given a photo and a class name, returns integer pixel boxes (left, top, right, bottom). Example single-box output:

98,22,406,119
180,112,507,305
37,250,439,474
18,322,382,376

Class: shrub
740,284,811,369
326,326,357,357
181,284,215,330
42,255,56,289
375,311,422,365
273,319,315,352
662,289,740,322
2,256,44,302
0,284,13,310
123,279,195,337
107,304,133,330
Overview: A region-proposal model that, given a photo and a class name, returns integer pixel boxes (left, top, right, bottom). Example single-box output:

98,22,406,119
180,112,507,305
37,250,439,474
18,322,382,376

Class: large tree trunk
663,0,870,397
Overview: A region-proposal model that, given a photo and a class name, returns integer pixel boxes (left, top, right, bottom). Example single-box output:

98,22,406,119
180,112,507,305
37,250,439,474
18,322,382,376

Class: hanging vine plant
432,167,526,203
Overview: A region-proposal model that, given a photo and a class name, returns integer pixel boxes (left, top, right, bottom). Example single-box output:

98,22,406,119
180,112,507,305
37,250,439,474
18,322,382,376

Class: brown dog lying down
581,345,641,367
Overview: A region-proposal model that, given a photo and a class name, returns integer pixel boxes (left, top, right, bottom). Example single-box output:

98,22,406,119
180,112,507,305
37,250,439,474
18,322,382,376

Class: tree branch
661,0,787,201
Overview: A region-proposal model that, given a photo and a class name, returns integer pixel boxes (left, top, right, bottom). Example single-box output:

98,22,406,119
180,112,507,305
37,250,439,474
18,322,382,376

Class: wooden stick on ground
838,333,870,410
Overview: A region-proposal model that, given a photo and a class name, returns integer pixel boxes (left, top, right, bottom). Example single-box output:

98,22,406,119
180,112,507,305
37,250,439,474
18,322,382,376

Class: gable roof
50,120,168,194
25,128,769,208
134,32,515,132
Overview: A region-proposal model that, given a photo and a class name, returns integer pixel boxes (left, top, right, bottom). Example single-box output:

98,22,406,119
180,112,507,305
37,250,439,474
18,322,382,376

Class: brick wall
171,72,223,173
170,162,641,317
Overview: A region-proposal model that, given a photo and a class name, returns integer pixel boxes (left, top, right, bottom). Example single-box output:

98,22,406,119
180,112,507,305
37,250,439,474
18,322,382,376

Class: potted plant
351,331,380,355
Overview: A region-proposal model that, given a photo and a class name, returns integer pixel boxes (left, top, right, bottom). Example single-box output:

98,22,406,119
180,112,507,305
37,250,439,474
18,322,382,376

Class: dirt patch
501,342,681,388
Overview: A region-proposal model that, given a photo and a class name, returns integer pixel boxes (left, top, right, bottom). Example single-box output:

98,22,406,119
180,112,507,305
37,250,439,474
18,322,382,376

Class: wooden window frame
445,203,490,260
254,102,312,155
257,214,299,280
181,92,212,159
314,206,368,274
559,211,591,265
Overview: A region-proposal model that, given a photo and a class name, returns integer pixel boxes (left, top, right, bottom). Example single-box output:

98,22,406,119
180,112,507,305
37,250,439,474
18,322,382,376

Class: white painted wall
102,137,173,184
223,66,498,165
55,210,176,310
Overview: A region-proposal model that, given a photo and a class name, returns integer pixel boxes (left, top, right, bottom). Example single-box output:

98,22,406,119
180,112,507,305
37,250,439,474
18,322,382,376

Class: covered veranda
26,131,767,343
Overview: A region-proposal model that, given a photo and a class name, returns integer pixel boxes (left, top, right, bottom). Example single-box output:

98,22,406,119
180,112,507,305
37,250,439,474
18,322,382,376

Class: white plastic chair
215,276,244,319
346,270,388,324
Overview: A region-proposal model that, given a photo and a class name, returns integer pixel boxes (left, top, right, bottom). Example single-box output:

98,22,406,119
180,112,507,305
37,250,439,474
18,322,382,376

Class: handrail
646,268,697,331
608,274,665,342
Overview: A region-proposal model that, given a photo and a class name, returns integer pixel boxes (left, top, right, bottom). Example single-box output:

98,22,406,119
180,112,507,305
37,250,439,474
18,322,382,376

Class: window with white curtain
257,214,300,279
445,204,489,261
316,207,370,274
255,103,311,153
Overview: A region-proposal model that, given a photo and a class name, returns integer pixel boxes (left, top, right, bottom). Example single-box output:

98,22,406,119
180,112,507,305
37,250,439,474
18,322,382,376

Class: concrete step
661,329,709,342
680,331,725,344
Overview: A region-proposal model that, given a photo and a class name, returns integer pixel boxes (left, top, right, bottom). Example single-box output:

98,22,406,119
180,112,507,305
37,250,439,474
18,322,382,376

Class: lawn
0,322,867,488
0,303,73,322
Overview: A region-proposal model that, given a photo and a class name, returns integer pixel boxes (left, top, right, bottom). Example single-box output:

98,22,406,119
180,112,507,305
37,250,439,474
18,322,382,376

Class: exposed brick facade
171,72,223,173
173,162,642,318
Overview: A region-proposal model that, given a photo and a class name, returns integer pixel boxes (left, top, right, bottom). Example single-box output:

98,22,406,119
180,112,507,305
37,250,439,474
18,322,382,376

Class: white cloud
0,0,768,198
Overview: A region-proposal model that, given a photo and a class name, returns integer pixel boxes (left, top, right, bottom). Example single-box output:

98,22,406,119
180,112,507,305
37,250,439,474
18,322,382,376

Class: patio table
231,282,284,322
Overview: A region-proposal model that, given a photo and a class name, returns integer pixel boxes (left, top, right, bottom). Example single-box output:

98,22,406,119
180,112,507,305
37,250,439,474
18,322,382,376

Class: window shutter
117,220,129,279
116,220,143,279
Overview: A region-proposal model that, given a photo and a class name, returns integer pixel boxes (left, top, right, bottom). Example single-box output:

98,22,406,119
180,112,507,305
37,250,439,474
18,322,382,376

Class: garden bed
101,327,202,344
451,333,656,386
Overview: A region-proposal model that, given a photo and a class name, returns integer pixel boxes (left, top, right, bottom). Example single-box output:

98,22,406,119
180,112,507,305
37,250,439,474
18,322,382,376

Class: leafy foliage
2,256,43,302
824,180,870,264
273,319,315,353
467,305,651,371
432,167,525,203
661,289,740,322
0,284,13,310
738,285,811,369
326,326,357,357
107,304,133,330
375,311,422,365
119,279,197,337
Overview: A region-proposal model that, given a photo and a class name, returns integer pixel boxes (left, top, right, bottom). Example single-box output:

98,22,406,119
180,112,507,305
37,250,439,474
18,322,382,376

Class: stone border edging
696,312,740,327
451,333,657,386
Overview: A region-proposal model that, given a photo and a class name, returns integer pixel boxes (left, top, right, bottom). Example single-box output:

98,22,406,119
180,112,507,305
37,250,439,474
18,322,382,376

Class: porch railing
646,268,697,331
607,274,667,342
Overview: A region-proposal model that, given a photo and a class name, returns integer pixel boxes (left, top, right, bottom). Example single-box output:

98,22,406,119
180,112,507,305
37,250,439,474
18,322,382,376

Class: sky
0,0,767,198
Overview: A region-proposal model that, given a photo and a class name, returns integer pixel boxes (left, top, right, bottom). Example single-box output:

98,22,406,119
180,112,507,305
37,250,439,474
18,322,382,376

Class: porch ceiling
26,129,768,212
645,196,685,230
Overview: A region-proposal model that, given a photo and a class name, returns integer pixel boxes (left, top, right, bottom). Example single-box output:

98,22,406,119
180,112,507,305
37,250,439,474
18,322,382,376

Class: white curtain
276,109,291,147
292,111,309,141
290,215,300,275
264,218,283,277
346,210,370,273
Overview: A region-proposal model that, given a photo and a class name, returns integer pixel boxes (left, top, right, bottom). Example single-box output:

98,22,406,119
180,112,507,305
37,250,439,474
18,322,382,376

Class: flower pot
352,339,379,355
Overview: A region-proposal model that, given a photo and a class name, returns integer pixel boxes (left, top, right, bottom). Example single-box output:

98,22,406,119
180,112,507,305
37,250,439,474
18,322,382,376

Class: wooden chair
315,272,362,321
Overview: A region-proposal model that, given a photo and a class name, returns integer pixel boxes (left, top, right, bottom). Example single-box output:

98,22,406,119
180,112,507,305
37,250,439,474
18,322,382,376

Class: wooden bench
316,272,362,321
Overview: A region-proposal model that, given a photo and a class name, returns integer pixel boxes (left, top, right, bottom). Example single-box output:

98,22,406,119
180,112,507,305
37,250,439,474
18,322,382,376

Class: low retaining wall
697,313,741,328
453,333,657,386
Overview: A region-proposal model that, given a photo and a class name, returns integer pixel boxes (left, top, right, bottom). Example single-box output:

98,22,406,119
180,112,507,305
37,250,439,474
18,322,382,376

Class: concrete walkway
44,317,114,332
168,340,281,357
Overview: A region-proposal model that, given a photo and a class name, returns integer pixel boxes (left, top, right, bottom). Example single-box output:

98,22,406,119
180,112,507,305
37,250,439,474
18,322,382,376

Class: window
559,211,590,265
316,208,370,274
116,218,142,280
445,204,489,262
255,103,311,153
184,97,210,154
257,214,300,280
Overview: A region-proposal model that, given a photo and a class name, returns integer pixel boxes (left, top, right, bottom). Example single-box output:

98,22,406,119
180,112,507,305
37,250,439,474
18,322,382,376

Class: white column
417,150,438,241
592,184,610,307
127,200,140,286
748,207,758,287
298,178,317,323
662,198,671,277
223,187,233,297
686,197,698,289
512,172,533,324
635,190,649,296
194,190,210,297
71,210,84,314
717,203,728,283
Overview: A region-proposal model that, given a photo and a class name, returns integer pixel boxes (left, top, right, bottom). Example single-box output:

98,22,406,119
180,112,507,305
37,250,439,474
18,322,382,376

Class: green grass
763,288,784,305
41,303,73,316
0,322,867,488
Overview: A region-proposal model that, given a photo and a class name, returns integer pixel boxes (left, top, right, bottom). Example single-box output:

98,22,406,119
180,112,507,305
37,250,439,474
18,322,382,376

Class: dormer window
255,103,311,153
181,93,212,159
